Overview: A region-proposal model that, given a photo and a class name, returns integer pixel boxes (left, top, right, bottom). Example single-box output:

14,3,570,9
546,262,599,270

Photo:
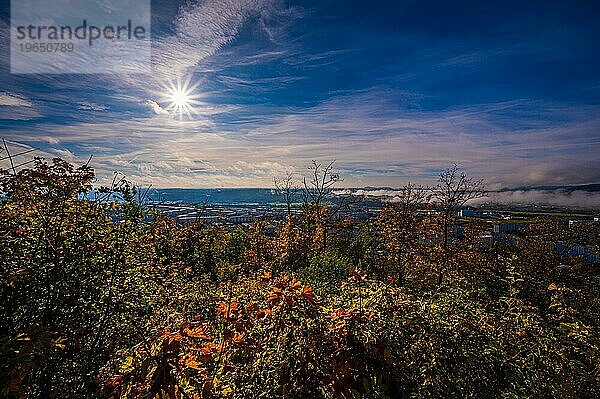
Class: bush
298,252,350,296
1,159,598,398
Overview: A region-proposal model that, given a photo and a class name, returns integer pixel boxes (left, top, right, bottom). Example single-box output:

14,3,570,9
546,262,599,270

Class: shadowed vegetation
1,158,599,398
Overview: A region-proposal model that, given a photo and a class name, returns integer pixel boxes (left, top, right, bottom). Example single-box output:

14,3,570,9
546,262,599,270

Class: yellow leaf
549,300,561,308
548,283,558,291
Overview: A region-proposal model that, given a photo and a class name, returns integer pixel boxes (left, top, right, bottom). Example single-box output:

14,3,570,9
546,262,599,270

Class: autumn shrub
0,159,160,398
274,215,310,272
1,159,599,398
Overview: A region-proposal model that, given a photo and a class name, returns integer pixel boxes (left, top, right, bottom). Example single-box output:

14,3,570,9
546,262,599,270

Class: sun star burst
162,77,201,120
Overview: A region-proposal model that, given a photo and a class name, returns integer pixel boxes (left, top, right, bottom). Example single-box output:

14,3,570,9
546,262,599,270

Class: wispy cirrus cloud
0,91,41,120
2,85,598,189
152,0,285,80
0,91,32,107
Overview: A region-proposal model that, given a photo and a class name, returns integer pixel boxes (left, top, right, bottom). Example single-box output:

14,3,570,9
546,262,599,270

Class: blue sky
0,0,599,188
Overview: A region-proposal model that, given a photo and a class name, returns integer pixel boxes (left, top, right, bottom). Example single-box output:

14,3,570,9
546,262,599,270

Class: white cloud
146,100,169,115
476,189,600,209
77,102,109,112
52,148,77,162
2,88,599,189
0,91,40,120
335,188,600,209
152,0,278,80
0,91,33,107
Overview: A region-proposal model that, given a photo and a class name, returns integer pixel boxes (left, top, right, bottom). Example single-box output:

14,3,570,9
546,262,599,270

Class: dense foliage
1,159,599,398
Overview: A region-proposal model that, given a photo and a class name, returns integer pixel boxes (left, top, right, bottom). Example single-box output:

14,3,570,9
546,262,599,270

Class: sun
162,77,201,120
171,87,190,108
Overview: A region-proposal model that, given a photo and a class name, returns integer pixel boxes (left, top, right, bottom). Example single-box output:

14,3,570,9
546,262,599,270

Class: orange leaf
301,286,316,302
216,302,228,316
290,279,302,290
184,325,211,340
232,333,246,347
181,355,203,370
216,300,238,318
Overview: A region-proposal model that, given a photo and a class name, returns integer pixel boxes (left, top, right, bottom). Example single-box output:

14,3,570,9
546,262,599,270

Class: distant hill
500,183,600,192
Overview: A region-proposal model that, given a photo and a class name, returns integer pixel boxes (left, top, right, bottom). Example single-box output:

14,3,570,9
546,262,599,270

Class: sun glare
162,77,201,120
171,88,190,107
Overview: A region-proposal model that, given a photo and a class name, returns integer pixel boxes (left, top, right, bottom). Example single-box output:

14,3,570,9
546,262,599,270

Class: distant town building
474,232,494,247
493,223,528,234
458,209,476,217
555,243,598,263
229,214,254,224
196,216,220,223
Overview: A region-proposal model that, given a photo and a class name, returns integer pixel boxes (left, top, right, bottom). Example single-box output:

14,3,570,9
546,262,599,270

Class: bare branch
433,164,487,253
273,171,299,215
